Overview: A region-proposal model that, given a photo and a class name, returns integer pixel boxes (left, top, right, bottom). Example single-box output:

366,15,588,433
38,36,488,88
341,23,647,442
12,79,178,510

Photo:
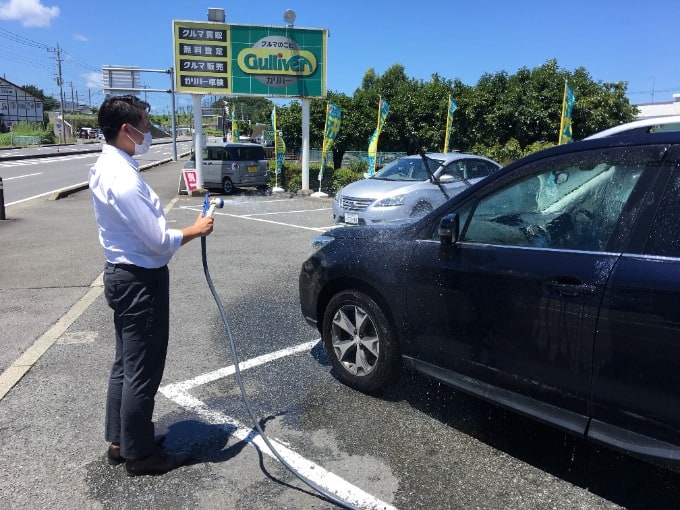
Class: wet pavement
1,158,679,509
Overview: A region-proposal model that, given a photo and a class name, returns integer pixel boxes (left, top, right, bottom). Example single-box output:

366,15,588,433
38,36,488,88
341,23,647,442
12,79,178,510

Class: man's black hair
98,95,150,142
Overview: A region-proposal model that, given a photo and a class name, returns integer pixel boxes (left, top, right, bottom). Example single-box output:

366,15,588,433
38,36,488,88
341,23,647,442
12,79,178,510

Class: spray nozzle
202,194,224,218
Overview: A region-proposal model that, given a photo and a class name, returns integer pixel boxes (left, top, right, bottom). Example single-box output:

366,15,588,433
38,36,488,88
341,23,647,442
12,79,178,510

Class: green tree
257,59,639,170
458,59,638,157
210,96,275,125
22,84,60,111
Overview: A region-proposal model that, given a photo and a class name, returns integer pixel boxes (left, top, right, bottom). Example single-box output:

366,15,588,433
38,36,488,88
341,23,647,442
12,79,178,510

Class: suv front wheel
322,290,399,393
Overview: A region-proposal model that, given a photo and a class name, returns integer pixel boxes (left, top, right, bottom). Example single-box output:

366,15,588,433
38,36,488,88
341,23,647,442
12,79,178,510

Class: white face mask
127,125,152,155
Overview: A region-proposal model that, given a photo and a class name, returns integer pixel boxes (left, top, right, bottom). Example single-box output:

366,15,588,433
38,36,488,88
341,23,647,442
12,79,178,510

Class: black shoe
106,434,167,465
125,448,189,477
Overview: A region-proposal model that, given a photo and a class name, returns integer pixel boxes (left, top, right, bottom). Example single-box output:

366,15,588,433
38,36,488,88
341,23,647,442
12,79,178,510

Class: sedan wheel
322,290,398,393
410,201,433,217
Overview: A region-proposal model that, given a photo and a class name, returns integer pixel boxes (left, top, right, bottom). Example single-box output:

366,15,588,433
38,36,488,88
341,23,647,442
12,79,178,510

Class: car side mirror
438,213,459,244
438,174,455,184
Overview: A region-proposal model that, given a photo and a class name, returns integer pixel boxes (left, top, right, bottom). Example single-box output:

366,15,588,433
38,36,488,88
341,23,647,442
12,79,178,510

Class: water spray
199,193,358,510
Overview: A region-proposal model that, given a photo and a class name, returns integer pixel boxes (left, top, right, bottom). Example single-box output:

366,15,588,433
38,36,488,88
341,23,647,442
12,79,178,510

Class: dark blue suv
299,130,680,471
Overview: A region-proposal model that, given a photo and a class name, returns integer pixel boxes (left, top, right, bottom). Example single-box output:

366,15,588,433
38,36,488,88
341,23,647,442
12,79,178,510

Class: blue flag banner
444,96,457,153
319,103,342,185
366,98,390,176
558,82,575,145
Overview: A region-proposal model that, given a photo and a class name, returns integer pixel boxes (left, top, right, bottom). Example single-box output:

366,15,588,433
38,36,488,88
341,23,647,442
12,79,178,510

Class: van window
227,146,266,161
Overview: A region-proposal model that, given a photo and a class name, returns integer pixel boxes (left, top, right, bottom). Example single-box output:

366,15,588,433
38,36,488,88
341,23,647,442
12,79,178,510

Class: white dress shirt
89,144,183,268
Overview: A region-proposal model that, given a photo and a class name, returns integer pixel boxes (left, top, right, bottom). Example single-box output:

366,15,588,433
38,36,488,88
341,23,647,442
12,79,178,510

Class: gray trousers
103,262,169,460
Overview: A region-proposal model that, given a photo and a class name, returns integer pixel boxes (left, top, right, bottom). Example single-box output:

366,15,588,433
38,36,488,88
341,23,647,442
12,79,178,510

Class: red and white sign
182,170,198,192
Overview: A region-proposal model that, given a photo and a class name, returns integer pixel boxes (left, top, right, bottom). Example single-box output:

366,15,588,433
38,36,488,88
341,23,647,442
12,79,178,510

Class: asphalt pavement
2,155,680,509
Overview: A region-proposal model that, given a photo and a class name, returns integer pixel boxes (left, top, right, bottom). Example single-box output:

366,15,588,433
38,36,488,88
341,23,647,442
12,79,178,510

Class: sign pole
169,68,178,161
192,94,204,188
301,99,310,192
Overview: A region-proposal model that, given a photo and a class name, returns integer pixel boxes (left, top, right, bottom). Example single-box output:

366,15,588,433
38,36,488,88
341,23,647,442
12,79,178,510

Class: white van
184,142,270,194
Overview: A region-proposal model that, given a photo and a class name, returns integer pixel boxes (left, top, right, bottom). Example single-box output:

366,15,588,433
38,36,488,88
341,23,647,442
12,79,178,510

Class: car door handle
544,278,597,297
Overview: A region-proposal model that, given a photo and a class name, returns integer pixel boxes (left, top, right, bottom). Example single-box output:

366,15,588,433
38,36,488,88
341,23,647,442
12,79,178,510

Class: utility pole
70,82,75,113
49,43,66,144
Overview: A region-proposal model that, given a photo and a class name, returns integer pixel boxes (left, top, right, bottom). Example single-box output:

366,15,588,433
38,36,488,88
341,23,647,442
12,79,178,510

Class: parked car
585,114,680,139
300,130,680,471
183,142,269,195
333,153,501,225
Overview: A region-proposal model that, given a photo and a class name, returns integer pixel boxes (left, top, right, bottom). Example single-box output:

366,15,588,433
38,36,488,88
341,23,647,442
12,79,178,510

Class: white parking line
242,207,332,217
181,206,330,232
160,340,397,510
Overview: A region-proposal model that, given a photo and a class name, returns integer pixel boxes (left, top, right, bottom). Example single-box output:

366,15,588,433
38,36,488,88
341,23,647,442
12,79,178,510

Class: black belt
106,262,166,271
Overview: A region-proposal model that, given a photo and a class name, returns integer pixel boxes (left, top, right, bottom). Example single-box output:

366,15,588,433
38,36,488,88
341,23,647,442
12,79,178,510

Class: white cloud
83,71,102,90
0,0,59,27
73,33,87,42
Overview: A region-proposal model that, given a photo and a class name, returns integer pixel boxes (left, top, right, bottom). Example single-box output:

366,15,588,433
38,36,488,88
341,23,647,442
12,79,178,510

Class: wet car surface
301,130,680,476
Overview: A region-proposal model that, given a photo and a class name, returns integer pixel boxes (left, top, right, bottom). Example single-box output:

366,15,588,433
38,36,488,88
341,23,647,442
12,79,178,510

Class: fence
9,135,42,146
284,149,407,167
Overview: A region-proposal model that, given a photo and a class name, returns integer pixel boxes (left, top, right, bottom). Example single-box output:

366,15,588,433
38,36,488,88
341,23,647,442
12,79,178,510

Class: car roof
584,115,680,140
404,152,500,165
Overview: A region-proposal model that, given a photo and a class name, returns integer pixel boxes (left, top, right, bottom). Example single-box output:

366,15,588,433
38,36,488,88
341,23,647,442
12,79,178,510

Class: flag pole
558,80,568,145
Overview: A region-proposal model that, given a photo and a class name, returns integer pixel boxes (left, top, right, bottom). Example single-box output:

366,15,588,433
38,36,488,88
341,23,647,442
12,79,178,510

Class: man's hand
181,214,214,245
194,213,214,236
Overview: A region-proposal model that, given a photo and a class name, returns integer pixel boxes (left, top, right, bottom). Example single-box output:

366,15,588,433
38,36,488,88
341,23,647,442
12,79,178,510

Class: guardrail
9,135,42,146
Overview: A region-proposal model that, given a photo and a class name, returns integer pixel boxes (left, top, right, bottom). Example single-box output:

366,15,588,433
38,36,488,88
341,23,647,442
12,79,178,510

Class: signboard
102,66,142,93
182,170,198,192
173,21,327,98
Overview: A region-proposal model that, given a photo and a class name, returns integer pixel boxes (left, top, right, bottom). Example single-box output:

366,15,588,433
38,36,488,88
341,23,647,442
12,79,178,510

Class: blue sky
1,0,679,115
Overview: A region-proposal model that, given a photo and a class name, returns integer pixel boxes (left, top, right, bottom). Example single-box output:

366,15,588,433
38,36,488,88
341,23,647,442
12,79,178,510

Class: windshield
372,157,444,181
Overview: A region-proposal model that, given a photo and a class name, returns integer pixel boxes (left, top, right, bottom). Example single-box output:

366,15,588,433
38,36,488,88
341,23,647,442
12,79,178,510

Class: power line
0,26,100,83
0,27,52,50
0,48,53,69
628,87,680,96
61,49,99,73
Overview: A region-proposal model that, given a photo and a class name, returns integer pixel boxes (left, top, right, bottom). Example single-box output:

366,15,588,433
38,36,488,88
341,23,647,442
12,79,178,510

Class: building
635,93,680,119
0,77,44,128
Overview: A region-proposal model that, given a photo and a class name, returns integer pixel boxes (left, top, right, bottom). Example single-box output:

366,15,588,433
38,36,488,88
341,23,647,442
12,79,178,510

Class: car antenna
407,126,451,201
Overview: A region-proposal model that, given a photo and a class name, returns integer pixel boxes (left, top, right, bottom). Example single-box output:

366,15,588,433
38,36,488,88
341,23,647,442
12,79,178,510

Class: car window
645,167,680,257
459,150,648,251
227,146,266,161
241,146,266,160
467,160,498,179
442,160,467,180
373,158,443,181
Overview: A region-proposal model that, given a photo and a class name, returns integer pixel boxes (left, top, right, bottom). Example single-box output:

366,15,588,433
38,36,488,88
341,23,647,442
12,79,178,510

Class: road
1,158,679,509
0,140,193,205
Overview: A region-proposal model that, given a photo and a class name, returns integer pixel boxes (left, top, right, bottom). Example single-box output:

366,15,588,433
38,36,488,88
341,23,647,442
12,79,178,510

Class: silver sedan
333,152,501,225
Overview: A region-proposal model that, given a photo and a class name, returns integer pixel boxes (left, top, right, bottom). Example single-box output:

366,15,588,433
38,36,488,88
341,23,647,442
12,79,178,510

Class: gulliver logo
236,35,317,87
